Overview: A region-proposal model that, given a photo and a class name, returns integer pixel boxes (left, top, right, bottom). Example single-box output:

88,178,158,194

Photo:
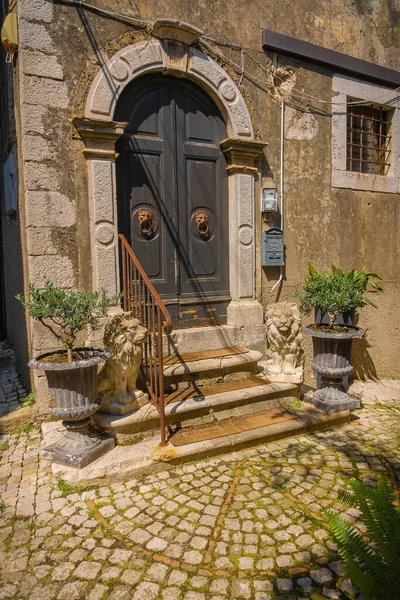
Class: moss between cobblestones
1,402,399,599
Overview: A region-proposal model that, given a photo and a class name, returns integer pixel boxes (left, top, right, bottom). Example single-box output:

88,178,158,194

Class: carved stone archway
76,32,265,328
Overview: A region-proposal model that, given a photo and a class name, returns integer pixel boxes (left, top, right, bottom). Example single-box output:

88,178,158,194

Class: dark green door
116,75,230,328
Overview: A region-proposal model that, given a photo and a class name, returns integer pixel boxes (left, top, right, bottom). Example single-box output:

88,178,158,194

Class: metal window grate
347,103,391,175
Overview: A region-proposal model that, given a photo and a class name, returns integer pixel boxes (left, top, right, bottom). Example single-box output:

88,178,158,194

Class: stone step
162,347,263,387
50,405,351,486
93,379,298,444
163,324,266,356
169,405,298,446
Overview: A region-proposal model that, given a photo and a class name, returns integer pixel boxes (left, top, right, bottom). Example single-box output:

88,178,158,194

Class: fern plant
326,474,400,600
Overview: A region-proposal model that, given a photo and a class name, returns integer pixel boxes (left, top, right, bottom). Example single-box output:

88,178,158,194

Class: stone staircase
93,344,348,453
45,334,352,484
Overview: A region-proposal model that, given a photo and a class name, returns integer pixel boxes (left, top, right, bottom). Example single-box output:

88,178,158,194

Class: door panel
186,159,217,278
127,89,161,137
184,96,214,142
116,75,229,328
129,152,163,280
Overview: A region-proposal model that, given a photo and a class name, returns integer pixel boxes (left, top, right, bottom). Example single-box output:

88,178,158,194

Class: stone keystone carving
152,18,203,45
97,313,149,415
264,302,304,384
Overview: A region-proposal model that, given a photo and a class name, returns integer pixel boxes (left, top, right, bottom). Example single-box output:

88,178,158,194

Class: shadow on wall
352,337,378,381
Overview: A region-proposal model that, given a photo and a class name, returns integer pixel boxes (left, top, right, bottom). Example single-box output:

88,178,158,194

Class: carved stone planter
303,326,364,413
29,348,114,469
315,307,355,327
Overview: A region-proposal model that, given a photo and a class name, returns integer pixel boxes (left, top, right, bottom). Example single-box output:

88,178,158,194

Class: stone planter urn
303,326,364,413
30,348,114,469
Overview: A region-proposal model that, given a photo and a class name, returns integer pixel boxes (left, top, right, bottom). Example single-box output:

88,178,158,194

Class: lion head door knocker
137,209,154,239
195,211,210,239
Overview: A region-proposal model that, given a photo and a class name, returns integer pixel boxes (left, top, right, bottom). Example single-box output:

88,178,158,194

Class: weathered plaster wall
12,0,400,411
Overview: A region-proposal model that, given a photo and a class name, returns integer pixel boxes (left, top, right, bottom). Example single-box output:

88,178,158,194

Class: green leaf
308,262,317,276
294,264,383,315
17,280,121,351
325,473,400,600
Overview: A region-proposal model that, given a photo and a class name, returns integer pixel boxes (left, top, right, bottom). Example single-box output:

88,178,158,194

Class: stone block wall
17,0,78,361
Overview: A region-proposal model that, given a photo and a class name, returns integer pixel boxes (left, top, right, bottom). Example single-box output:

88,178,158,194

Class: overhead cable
45,0,400,112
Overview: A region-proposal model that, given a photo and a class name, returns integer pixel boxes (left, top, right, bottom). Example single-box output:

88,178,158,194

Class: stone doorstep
49,405,350,485
163,324,238,355
162,349,263,378
162,323,266,356
92,382,298,433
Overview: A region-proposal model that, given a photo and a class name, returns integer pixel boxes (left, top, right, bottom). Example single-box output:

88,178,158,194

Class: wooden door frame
75,35,266,329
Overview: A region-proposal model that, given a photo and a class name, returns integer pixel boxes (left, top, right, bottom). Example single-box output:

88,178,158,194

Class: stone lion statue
97,313,149,415
265,302,304,383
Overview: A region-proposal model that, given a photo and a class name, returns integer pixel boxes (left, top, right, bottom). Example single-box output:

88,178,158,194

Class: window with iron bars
347,102,392,176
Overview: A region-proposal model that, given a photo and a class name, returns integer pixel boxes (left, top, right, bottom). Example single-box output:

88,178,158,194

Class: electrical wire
45,0,400,112
200,39,272,91
203,36,400,109
45,0,153,27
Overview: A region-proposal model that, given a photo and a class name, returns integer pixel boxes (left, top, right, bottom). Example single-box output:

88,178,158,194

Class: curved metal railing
119,234,173,446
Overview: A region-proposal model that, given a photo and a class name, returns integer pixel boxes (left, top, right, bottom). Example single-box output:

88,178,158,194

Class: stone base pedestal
41,418,115,469
227,300,264,328
98,391,149,415
265,372,303,384
304,389,360,414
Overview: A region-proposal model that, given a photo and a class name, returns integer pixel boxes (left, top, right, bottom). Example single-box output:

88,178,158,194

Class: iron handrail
118,234,173,446
119,234,173,334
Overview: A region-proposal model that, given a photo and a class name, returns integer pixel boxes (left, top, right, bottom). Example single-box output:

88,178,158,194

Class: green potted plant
295,263,383,328
18,280,119,468
295,264,383,414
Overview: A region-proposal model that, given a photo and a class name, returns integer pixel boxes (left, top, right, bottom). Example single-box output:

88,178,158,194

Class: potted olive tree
295,264,383,413
18,280,119,468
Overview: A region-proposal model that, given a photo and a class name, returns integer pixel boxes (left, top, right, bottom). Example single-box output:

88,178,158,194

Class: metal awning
262,30,400,88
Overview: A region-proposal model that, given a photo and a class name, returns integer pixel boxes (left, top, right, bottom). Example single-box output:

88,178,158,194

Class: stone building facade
0,0,399,413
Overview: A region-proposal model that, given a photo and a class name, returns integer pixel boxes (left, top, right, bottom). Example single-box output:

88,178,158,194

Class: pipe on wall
271,100,285,294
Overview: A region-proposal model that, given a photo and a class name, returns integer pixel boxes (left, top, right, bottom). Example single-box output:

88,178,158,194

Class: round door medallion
239,225,253,246
95,224,115,246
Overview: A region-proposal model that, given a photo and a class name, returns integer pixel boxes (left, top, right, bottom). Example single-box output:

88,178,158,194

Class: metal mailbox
262,227,284,267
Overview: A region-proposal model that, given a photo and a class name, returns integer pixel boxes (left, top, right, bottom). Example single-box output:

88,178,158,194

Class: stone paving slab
1,381,400,599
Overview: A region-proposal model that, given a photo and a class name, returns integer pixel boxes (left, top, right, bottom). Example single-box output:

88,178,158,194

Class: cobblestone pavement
1,395,400,600
0,344,28,417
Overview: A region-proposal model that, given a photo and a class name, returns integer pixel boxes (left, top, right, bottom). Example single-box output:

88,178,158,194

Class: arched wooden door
115,75,230,328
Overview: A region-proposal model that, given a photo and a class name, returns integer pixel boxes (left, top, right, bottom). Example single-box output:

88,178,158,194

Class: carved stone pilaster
74,118,127,297
221,138,267,327
220,138,267,174
74,118,127,158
